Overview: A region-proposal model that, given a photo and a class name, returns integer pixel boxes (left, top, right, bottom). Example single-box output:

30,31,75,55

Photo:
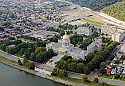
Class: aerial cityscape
0,0,125,86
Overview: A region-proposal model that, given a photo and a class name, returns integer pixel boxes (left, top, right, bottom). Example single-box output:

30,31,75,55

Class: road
63,1,125,31
0,50,17,62
51,54,64,63
97,12,125,29
100,77,125,86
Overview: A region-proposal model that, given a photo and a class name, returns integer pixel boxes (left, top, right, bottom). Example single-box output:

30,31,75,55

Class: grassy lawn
80,18,104,27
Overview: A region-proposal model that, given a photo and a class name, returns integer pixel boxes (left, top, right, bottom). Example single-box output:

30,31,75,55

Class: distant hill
103,0,125,22
66,0,121,10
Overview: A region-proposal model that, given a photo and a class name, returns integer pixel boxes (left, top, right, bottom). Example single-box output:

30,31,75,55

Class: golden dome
63,34,70,40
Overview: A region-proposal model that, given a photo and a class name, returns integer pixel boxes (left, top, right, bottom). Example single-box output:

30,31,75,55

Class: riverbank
0,56,87,86
0,49,120,86
0,49,118,86
0,56,117,86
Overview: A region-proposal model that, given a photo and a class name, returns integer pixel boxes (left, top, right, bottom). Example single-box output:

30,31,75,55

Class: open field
80,17,104,27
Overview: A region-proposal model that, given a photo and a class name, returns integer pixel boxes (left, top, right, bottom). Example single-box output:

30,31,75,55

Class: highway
0,50,17,62
62,0,125,31
97,12,125,29
81,6,125,30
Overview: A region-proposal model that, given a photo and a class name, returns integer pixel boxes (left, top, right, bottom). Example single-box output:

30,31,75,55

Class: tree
17,48,26,56
94,77,99,83
76,63,85,73
70,35,84,46
79,38,92,50
85,53,95,63
35,47,46,54
51,68,67,78
18,59,23,65
6,47,17,55
0,44,6,51
35,49,55,63
24,48,32,58
23,57,35,70
48,35,60,42
36,41,46,47
82,75,90,83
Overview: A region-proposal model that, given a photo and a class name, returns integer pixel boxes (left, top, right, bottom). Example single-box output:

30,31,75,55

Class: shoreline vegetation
0,55,115,86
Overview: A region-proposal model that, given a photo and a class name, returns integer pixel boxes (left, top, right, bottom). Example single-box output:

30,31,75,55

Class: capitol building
46,32,102,62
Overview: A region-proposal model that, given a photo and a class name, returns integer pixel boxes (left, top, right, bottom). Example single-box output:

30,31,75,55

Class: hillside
66,0,121,10
103,1,125,22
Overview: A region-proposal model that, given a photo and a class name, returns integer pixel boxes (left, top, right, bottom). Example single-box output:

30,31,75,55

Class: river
0,63,64,86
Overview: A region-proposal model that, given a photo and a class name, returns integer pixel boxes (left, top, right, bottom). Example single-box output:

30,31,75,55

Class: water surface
0,63,64,86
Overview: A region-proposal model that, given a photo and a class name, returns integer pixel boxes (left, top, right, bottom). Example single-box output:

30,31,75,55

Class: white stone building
46,33,102,61
87,38,102,54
